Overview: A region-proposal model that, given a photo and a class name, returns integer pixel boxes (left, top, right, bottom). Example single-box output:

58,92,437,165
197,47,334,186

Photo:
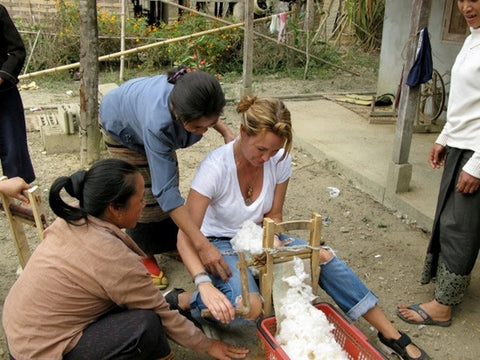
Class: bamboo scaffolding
19,21,243,80
162,0,359,76
18,0,358,80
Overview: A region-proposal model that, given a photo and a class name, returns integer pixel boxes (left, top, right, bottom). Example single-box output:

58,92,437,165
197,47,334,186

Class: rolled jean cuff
346,291,378,321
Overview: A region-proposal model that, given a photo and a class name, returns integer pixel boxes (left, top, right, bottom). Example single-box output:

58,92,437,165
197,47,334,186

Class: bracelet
192,271,209,282
194,275,212,287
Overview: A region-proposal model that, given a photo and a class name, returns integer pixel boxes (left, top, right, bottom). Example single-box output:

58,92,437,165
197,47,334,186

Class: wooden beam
393,0,432,164
242,0,254,96
387,0,432,193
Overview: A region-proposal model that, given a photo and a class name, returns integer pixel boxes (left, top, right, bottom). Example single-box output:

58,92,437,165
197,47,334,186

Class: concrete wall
376,0,463,96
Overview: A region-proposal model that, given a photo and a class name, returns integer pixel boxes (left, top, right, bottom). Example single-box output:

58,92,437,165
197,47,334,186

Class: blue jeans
189,235,378,326
280,234,378,321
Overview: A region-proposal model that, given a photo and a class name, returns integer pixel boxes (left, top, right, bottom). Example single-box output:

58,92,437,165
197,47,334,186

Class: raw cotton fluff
276,257,349,360
230,220,263,257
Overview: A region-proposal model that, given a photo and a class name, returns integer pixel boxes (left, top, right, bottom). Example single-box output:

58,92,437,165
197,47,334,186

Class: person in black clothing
0,4,35,183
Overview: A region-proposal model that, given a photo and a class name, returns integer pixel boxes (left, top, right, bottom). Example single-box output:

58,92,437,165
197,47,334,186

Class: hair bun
236,95,258,113
167,66,188,84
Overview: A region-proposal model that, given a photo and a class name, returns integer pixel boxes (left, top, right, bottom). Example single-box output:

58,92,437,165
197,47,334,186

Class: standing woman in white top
398,0,480,327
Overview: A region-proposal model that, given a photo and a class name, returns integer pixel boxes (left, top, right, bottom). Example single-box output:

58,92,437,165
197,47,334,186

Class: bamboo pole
23,30,40,75
119,0,125,82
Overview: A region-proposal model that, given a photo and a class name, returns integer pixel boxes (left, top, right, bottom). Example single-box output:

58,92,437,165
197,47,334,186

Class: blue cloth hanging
406,27,433,87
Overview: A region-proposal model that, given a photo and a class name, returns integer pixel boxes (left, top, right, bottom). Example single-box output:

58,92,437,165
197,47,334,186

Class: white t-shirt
191,140,291,238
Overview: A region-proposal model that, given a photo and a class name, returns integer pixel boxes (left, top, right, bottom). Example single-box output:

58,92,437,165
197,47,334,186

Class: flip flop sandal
151,271,169,290
142,256,169,290
378,331,431,360
397,304,452,327
336,97,372,106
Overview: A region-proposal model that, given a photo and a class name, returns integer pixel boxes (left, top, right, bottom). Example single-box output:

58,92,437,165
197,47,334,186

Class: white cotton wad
275,257,349,360
230,220,263,257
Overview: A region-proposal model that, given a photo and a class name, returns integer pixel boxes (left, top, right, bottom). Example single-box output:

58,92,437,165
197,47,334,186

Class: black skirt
422,147,480,283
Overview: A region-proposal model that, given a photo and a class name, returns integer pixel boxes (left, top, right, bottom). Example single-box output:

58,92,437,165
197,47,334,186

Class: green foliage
16,0,243,76
14,0,379,82
345,0,385,51
160,12,243,74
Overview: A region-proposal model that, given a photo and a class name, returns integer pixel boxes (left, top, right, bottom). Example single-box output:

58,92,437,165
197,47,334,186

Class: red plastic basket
257,302,386,360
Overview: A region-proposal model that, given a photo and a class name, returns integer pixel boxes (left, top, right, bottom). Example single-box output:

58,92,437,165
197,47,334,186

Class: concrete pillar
387,161,412,193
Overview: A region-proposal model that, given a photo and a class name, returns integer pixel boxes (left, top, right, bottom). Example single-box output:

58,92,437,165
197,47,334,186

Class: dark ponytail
49,159,140,225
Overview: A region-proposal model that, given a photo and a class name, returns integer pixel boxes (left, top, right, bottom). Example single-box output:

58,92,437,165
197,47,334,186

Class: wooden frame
200,213,323,319
442,0,469,43
259,213,322,316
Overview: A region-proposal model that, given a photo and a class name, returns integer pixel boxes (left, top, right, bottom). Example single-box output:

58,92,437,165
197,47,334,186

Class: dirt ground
0,72,479,360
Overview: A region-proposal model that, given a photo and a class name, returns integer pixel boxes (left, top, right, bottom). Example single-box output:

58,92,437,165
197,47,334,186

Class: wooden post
241,0,254,97
79,0,101,166
303,0,312,80
387,0,432,193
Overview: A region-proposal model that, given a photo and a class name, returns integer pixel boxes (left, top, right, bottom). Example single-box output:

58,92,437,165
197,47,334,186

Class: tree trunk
79,0,101,166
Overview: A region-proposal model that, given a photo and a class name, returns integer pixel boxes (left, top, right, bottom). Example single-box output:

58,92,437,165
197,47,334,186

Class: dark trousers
0,87,35,183
127,217,179,255
9,309,171,360
64,309,172,360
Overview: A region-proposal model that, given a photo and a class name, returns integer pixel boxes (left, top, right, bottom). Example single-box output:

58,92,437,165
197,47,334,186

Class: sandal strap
396,331,412,348
378,331,412,355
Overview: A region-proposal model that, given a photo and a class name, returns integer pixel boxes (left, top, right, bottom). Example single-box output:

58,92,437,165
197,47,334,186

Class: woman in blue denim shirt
168,96,430,360
100,67,235,288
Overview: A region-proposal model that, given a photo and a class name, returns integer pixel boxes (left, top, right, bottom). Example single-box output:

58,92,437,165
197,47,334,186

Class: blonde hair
236,96,292,158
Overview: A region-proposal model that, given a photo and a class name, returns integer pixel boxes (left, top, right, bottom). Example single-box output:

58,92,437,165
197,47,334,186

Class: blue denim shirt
99,75,202,212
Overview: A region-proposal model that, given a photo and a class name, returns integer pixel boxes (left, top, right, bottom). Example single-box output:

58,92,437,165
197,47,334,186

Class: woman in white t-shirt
168,96,430,360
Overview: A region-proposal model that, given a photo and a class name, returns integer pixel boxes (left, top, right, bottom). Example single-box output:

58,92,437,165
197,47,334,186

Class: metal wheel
419,68,445,124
